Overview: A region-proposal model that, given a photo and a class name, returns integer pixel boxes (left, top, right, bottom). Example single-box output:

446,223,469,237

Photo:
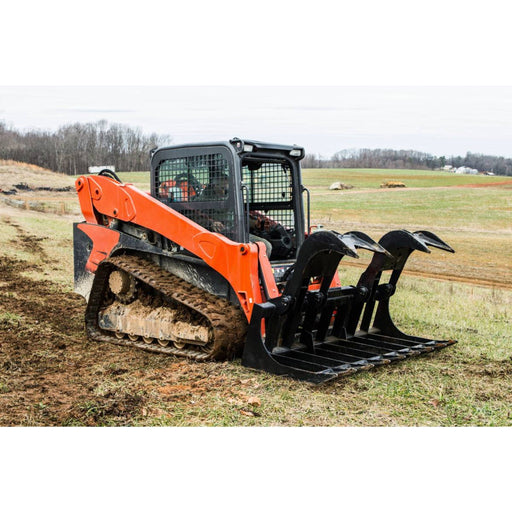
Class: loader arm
75,174,278,319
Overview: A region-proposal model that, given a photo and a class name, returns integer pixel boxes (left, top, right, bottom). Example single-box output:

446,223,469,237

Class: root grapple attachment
242,229,456,383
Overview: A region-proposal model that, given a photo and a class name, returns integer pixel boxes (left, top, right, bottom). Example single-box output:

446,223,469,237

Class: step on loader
74,138,456,383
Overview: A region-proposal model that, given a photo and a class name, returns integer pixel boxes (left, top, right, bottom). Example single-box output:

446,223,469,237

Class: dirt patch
457,180,512,189
0,244,157,426
1,183,74,196
335,180,512,195
2,217,50,261
0,239,256,426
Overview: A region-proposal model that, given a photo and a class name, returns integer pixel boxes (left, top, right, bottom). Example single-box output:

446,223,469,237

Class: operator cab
150,138,307,264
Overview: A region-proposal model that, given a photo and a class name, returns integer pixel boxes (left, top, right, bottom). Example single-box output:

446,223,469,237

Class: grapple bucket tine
344,231,392,257
378,229,431,256
355,228,457,350
413,231,455,253
346,229,434,334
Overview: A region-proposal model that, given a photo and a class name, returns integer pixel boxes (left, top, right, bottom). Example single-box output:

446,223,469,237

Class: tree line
1,119,511,176
303,148,512,176
0,120,171,175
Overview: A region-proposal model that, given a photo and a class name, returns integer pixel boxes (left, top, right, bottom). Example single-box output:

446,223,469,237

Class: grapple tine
413,231,455,253
378,229,431,256
343,231,392,257
348,228,457,356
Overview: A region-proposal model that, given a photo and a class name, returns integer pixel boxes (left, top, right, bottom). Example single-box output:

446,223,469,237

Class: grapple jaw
242,229,456,384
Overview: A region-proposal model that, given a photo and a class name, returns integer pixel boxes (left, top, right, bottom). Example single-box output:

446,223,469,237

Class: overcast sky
1,86,512,159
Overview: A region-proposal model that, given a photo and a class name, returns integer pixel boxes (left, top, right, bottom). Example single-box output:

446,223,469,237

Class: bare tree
0,120,172,175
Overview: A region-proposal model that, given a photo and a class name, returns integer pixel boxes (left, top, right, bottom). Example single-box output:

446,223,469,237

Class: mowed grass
302,167,512,189
1,167,511,426
307,185,512,231
116,171,150,191
303,171,512,288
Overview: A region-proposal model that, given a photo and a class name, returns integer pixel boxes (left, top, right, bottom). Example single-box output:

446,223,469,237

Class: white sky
2,1,512,160
1,86,512,158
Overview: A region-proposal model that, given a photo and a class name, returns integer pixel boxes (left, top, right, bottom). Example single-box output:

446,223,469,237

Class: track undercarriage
86,255,248,361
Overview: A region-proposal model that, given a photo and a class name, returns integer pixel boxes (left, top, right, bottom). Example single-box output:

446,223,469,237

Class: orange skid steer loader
73,138,456,383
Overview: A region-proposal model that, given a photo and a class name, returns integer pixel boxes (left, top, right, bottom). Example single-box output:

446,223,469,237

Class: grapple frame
242,229,456,383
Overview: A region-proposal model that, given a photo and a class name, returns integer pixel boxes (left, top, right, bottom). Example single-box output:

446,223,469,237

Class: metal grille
154,153,235,240
155,153,230,203
242,161,295,230
176,206,235,236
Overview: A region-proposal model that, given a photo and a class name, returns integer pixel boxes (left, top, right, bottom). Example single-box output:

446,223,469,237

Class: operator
201,173,274,257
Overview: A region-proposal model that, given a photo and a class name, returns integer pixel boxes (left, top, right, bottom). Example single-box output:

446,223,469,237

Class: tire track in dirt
323,180,512,196
340,260,512,291
0,225,152,425
2,216,51,263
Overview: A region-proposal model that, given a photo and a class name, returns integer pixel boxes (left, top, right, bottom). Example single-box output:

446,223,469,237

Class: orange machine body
75,174,281,320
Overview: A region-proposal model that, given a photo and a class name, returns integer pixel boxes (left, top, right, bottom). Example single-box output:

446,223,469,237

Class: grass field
117,167,512,190
302,167,511,189
1,165,511,426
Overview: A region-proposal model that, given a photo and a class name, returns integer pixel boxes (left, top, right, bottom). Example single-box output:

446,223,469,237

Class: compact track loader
74,138,456,383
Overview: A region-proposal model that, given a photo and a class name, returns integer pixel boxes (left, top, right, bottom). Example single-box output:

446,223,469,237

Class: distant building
88,165,115,174
455,166,478,175
442,165,454,171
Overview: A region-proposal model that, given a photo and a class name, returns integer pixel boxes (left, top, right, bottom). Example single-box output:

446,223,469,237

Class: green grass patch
309,186,512,231
117,171,151,191
0,312,23,327
302,167,512,189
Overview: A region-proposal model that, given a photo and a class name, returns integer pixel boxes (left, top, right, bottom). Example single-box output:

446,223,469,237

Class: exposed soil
0,224,260,426
329,180,512,195
1,265,197,426
0,226,161,426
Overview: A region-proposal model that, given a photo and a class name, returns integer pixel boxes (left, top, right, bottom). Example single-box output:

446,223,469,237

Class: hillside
0,160,80,215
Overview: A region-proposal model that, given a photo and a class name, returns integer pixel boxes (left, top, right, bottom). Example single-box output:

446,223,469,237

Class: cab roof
151,138,305,161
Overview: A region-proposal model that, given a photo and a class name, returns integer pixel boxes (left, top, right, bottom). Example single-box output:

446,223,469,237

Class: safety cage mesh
242,160,298,261
242,161,295,230
154,153,235,240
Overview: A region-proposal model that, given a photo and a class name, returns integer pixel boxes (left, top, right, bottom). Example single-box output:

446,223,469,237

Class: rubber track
85,254,248,361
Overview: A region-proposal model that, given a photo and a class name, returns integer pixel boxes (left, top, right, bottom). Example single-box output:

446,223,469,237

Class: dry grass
0,160,75,189
0,160,81,215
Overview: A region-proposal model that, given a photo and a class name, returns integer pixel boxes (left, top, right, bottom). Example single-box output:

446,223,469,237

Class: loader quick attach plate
242,229,457,384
